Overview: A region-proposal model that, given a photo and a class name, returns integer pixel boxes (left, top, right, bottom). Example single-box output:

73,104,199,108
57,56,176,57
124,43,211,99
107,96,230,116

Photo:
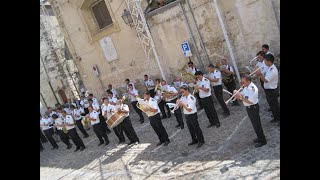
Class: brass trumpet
170,99,181,114
162,90,177,102
82,116,91,127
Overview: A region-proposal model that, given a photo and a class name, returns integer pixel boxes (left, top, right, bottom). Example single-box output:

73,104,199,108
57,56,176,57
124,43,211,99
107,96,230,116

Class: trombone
225,67,261,104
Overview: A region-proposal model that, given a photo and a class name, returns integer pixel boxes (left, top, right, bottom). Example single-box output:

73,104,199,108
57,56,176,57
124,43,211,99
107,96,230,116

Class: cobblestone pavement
40,87,280,180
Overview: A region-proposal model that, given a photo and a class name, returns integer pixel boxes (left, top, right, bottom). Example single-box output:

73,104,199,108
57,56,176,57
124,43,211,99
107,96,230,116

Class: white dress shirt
180,94,197,114
240,82,259,106
196,77,212,98
40,118,52,131
128,88,139,102
264,64,278,89
111,88,118,98
89,110,100,125
144,79,155,90
54,118,64,130
209,70,222,86
63,115,75,130
72,109,82,121
256,60,268,76
147,97,160,116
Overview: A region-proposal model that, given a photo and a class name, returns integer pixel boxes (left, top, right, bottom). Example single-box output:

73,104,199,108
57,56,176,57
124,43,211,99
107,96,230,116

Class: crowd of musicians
40,44,280,152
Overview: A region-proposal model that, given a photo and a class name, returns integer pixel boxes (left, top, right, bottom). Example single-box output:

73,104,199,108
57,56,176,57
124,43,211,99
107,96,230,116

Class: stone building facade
47,0,280,100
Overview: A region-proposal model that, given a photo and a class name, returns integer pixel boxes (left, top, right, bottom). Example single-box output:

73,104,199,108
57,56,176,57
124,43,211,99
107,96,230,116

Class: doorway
58,89,68,103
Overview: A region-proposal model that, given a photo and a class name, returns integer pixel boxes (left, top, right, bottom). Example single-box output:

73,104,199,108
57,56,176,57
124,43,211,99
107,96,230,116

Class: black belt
185,112,197,116
246,103,259,109
265,88,277,91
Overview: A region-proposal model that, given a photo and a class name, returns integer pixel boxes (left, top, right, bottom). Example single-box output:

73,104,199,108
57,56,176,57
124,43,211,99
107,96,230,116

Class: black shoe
128,141,135,145
168,114,172,118
118,140,125,144
83,135,89,138
222,112,230,117
74,147,81,152
163,141,170,146
97,142,104,146
255,141,267,148
106,130,111,134
216,123,221,128
231,103,240,106
80,146,86,151
162,115,167,119
105,141,110,146
175,124,181,128
188,141,198,146
253,138,259,143
156,142,163,146
51,147,56,150
197,142,204,148
270,119,279,123
140,120,144,124
180,126,184,129
67,144,73,149
207,124,214,128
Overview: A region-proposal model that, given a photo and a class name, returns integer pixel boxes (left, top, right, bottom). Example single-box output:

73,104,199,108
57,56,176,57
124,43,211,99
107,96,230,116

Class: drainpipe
40,92,48,110
270,0,280,32
179,2,205,71
185,0,210,69
41,54,60,104
211,0,241,84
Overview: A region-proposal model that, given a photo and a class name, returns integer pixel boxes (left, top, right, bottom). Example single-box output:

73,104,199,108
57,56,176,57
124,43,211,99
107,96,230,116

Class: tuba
177,64,197,84
136,96,156,117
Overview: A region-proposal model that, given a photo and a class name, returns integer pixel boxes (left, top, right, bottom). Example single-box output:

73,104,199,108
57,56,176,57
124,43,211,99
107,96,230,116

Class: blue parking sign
181,42,192,57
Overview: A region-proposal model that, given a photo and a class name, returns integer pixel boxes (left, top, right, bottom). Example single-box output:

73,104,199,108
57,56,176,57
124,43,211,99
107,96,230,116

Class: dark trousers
149,113,169,143
224,80,240,105
67,128,85,148
168,98,184,127
99,114,111,133
131,101,145,121
200,96,220,125
40,128,48,143
57,129,71,146
213,85,230,113
43,128,58,148
75,119,89,137
84,108,89,114
93,123,109,143
186,113,204,143
246,104,266,143
158,99,171,117
260,79,265,91
148,89,155,98
265,89,280,121
194,92,203,108
113,125,125,141
120,116,139,143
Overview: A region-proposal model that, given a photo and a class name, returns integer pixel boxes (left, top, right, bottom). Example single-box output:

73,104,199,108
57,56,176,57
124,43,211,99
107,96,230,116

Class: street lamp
121,9,134,27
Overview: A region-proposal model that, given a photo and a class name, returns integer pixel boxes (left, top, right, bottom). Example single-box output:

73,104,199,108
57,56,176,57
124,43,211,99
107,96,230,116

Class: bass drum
106,111,126,128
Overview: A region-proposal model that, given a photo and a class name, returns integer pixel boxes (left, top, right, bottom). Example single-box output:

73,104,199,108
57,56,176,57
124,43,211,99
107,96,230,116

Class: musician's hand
235,92,242,100
178,101,184,107
143,107,150,112
255,69,262,76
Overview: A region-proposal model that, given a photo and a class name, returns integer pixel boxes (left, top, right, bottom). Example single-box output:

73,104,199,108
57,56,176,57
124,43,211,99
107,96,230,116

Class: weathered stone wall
50,0,280,100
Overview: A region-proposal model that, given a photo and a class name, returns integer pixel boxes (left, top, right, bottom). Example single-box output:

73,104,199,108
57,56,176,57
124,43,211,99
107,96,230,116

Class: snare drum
106,111,126,128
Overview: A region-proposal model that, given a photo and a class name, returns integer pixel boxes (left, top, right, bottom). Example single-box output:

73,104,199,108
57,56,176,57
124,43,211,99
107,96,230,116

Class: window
91,0,113,30
145,0,178,14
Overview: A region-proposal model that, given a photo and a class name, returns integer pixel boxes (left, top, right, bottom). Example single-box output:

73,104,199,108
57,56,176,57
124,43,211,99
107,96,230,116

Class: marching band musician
161,80,184,129
46,110,60,142
80,96,90,114
107,91,118,106
51,114,73,149
88,93,99,106
116,99,140,145
255,51,268,92
70,105,89,138
88,98,111,134
207,64,230,117
40,114,59,150
144,74,156,97
186,61,203,110
127,83,145,123
107,84,118,98
195,71,221,128
125,79,135,92
79,105,90,130
102,98,126,144
234,75,267,147
143,91,170,146
61,110,86,152
255,54,280,124
155,79,171,119
262,44,273,56
88,106,110,146
220,59,240,106
178,85,205,148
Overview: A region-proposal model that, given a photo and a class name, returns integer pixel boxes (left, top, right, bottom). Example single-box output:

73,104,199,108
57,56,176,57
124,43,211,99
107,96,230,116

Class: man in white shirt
255,51,268,91
125,79,135,92
256,54,280,124
207,64,230,117
70,105,89,138
61,110,86,152
144,74,155,97
262,44,273,56
107,84,118,98
234,75,267,147
220,59,240,106
80,96,89,114
195,71,220,128
40,114,58,150
186,61,203,109
178,85,205,148
88,106,110,146
161,80,184,129
88,93,99,106
142,91,170,146
88,98,112,134
102,98,126,144
154,79,171,119
51,114,73,149
127,83,145,123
